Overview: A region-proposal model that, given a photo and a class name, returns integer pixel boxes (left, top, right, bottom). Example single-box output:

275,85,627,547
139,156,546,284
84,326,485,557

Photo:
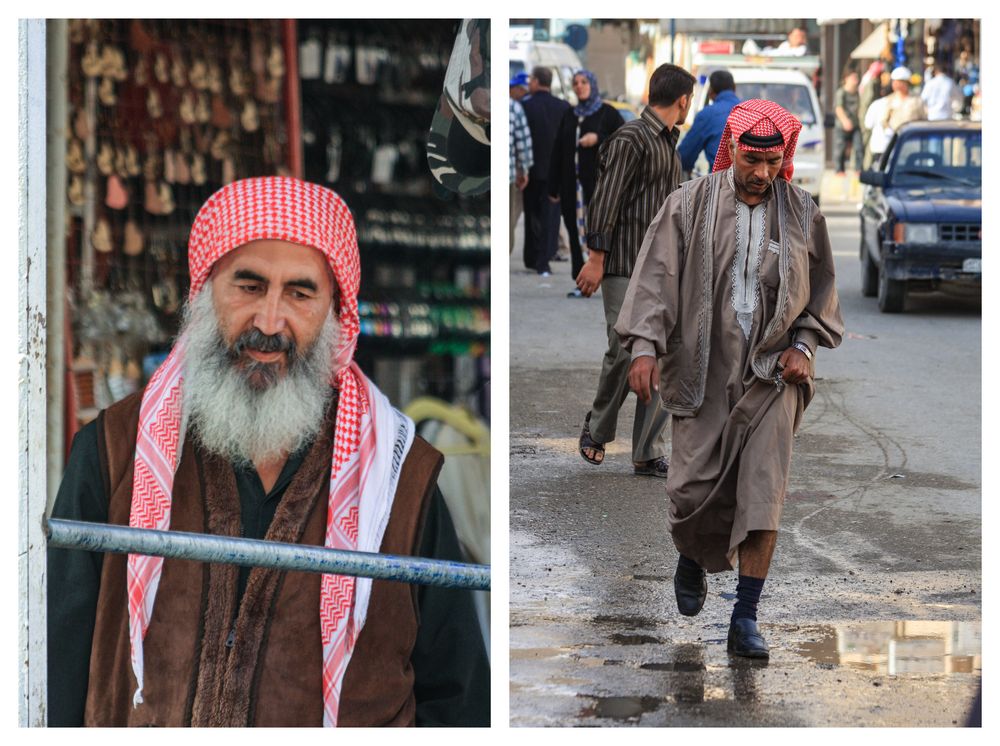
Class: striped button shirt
586,106,682,278
510,99,534,184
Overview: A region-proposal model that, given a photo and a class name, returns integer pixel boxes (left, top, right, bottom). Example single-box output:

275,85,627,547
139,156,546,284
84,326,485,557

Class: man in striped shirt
576,63,695,478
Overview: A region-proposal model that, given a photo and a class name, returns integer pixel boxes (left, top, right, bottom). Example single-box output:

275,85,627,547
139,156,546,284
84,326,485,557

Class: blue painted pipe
46,518,490,591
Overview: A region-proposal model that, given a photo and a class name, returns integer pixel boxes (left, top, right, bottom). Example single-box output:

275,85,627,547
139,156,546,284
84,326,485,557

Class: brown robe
82,391,444,726
616,170,844,571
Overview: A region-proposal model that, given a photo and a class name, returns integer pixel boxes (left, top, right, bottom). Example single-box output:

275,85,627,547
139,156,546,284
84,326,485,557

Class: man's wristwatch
791,341,813,361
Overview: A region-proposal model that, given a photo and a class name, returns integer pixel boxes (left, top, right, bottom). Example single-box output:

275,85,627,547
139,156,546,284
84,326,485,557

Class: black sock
731,575,766,622
677,554,702,574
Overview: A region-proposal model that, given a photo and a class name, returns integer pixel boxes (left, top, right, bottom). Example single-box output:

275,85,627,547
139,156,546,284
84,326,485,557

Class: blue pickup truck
859,120,981,313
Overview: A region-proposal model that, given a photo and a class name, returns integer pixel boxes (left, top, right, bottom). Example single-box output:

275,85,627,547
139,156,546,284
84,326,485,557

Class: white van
686,67,825,203
509,40,583,104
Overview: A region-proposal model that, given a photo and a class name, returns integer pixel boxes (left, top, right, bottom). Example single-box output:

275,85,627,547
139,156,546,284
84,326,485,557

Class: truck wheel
877,265,905,313
861,243,878,297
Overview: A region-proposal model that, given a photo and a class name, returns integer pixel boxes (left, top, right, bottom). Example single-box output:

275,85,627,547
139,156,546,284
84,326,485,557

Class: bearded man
615,101,844,658
47,176,489,726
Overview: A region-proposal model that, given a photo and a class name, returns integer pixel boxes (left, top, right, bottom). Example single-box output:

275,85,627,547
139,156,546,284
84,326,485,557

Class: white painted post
47,20,67,512
19,18,48,727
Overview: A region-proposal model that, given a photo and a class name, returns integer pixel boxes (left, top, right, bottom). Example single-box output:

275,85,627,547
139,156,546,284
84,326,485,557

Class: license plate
963,258,982,273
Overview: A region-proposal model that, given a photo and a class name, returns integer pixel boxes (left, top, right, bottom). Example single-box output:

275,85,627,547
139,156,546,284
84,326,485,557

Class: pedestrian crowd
841,55,977,172
512,52,981,271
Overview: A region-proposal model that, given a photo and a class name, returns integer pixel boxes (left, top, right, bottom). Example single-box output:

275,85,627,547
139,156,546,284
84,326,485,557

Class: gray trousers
588,275,670,462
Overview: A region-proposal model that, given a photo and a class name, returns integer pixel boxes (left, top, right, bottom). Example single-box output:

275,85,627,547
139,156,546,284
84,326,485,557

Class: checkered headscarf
712,99,802,181
127,176,391,726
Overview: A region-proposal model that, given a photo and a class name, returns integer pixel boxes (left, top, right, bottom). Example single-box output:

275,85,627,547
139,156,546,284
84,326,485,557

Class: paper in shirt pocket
767,239,781,255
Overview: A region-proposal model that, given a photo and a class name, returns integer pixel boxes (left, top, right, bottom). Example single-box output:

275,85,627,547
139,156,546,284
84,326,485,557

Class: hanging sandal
578,412,605,465
189,58,209,90
105,174,129,210
206,62,223,94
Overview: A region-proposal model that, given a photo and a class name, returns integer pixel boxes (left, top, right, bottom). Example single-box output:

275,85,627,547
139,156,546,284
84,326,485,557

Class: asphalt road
508,192,982,727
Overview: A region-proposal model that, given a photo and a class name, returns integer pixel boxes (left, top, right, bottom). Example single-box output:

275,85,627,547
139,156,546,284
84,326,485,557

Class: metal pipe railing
46,518,490,591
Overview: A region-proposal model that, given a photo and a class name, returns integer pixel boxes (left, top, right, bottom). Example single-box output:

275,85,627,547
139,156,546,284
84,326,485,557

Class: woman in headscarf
548,69,624,297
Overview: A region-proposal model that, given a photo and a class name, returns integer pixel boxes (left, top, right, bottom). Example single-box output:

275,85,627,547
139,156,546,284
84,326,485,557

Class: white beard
180,281,340,465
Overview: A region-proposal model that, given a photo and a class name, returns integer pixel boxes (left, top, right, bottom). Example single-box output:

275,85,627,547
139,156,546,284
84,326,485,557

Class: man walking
521,66,570,276
881,66,927,137
615,101,844,657
833,69,863,174
510,71,530,102
510,95,533,253
47,176,490,726
921,62,962,121
576,63,695,478
678,69,739,176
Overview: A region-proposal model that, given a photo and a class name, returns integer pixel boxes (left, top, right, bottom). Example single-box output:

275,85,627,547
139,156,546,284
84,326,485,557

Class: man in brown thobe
615,100,844,658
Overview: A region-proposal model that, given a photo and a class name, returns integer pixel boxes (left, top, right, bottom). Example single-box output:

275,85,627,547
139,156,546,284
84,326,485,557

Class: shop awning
851,22,889,59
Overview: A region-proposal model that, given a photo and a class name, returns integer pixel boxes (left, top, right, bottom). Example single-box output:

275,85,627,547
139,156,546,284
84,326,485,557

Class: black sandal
634,456,669,478
578,412,605,465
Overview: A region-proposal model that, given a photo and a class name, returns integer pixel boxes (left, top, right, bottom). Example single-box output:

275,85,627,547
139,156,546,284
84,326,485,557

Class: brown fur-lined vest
83,391,443,726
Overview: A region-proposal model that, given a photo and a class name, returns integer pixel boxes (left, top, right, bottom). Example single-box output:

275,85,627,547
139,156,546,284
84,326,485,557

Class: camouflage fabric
427,19,490,196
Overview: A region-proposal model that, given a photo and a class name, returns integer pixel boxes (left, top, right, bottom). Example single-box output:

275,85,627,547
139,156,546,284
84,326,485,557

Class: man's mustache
230,328,296,359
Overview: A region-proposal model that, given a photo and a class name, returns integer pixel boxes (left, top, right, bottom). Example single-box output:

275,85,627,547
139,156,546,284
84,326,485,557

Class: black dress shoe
673,559,707,616
727,618,770,659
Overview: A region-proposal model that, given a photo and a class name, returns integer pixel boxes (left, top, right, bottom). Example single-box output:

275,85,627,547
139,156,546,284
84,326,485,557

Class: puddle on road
591,614,663,629
578,695,661,721
511,644,593,661
792,621,981,675
640,661,706,672
610,633,662,645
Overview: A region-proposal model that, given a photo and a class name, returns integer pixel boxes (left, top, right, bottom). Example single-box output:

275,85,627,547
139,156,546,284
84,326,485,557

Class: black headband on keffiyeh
712,98,803,181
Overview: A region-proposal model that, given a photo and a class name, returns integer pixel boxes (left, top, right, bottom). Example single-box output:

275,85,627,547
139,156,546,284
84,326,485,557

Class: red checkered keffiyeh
712,99,802,182
127,176,411,726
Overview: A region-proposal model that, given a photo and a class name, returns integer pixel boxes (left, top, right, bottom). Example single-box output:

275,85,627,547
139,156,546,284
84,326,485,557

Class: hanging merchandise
324,31,352,85
299,28,323,80
298,20,491,419
325,126,343,183
60,18,490,441
62,19,292,438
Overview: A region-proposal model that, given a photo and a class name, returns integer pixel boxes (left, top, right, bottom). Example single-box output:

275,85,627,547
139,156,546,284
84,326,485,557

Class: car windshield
734,83,817,124
890,131,982,187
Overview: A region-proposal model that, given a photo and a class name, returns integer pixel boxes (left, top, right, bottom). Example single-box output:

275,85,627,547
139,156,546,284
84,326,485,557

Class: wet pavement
508,195,982,726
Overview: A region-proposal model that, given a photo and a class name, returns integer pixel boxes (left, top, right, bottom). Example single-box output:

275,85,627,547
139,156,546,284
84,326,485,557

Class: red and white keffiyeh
712,98,802,182
127,176,414,726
